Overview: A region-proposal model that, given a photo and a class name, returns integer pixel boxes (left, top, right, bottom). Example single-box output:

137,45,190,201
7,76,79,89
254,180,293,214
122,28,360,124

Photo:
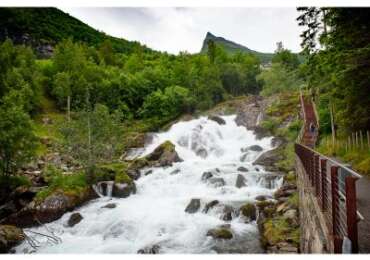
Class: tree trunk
67,95,71,122
330,101,336,147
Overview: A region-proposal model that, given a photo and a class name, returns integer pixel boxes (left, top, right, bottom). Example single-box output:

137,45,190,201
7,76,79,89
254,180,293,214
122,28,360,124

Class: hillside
200,32,274,64
0,8,152,57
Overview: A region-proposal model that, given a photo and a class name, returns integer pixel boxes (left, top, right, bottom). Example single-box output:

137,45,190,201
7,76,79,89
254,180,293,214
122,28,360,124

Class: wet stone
185,199,201,214
67,212,83,227
235,174,247,188
208,178,225,187
237,166,249,172
101,203,116,209
201,171,213,181
203,200,219,213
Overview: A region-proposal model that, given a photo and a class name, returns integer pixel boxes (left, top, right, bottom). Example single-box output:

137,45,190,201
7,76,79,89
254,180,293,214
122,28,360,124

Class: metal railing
295,142,362,253
295,92,362,253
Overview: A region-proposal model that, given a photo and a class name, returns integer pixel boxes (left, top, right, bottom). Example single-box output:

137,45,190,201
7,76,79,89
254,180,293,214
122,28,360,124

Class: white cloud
60,7,302,54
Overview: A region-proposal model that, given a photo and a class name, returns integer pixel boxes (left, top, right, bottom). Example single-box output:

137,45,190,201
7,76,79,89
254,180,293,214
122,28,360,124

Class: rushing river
16,115,282,254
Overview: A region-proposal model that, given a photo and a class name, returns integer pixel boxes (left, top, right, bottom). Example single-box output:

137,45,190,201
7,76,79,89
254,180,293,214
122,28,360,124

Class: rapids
16,115,283,254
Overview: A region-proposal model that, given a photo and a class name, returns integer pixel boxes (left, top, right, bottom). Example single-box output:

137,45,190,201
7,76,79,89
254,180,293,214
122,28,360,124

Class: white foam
16,115,281,254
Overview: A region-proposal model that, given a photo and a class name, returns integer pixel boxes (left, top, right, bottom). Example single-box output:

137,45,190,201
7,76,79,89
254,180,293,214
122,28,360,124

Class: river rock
145,141,183,167
255,195,267,201
237,166,249,172
137,244,160,254
253,148,284,171
239,153,249,162
235,174,247,188
112,182,136,198
203,200,219,213
67,212,83,227
195,148,208,158
0,225,25,253
185,199,201,214
206,227,233,240
201,171,213,181
221,205,235,221
208,115,226,125
101,203,116,209
0,188,97,228
208,177,225,187
239,203,256,221
241,145,263,152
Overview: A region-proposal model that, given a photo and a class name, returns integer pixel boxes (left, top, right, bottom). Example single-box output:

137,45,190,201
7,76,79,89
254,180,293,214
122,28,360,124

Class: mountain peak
200,32,273,64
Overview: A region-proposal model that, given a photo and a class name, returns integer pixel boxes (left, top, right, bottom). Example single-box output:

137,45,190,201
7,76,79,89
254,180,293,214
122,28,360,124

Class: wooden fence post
367,130,370,149
345,176,359,253
315,154,320,196
331,166,339,237
321,158,327,210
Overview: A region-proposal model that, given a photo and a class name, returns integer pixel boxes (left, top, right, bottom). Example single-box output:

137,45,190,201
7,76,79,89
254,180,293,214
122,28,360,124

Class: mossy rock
0,225,25,253
240,203,256,221
206,228,233,240
115,172,132,184
145,141,176,161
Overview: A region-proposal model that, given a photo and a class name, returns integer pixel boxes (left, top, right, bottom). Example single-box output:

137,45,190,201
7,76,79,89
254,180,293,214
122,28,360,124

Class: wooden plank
345,176,359,253
321,158,327,210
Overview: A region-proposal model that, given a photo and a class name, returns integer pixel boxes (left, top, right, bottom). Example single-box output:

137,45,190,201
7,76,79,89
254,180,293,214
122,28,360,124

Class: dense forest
297,7,370,173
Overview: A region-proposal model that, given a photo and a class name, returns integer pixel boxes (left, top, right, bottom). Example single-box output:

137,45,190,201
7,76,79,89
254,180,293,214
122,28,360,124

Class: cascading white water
16,115,282,254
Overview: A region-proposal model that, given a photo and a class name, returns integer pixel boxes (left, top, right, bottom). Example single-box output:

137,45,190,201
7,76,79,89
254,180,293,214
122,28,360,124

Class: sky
60,7,303,54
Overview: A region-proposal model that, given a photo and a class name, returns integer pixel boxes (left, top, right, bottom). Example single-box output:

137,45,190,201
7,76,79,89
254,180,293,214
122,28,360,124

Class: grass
35,165,88,201
317,135,370,175
0,175,32,190
263,216,300,247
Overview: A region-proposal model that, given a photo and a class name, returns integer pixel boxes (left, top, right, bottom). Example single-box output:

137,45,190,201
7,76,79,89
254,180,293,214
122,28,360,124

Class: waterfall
16,115,282,254
92,181,114,197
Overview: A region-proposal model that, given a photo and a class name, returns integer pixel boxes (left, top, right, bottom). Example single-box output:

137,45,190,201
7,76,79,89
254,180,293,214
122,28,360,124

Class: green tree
0,94,37,176
60,103,123,183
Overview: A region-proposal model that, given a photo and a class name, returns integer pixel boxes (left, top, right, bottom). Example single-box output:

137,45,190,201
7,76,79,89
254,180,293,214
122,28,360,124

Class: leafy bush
36,169,88,201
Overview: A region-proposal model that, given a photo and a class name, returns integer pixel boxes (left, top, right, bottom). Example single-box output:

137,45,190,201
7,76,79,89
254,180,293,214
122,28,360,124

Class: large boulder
126,141,183,180
67,212,83,227
208,115,226,125
145,141,183,167
0,225,25,253
185,199,201,214
253,148,285,172
206,227,233,240
1,188,97,228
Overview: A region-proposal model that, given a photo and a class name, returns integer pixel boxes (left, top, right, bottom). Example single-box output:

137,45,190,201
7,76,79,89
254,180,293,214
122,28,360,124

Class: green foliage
263,217,299,246
0,175,31,190
115,172,132,184
139,86,193,120
317,135,370,175
272,49,300,71
258,63,303,96
0,96,38,176
60,104,124,182
37,167,88,201
297,8,370,132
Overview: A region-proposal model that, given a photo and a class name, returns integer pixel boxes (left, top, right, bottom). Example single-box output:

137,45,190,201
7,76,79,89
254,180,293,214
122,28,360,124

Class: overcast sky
60,7,303,54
